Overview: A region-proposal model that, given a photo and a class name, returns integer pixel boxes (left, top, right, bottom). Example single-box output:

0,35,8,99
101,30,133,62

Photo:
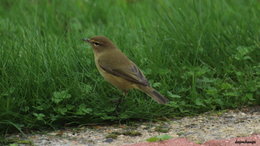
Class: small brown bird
83,36,169,104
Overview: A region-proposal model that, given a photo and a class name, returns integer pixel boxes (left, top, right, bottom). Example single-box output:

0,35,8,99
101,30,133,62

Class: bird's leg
115,90,128,115
123,90,128,97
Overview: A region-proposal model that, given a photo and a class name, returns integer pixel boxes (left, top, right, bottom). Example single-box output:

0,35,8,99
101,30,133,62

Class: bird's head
83,36,116,52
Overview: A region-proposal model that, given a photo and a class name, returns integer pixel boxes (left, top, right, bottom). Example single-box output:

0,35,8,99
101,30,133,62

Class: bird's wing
98,51,149,86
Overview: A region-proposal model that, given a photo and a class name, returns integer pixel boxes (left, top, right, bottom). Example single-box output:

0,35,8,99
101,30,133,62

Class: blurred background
0,0,259,134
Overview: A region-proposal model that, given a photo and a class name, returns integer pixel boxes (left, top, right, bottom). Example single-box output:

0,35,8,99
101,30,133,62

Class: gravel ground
8,106,260,146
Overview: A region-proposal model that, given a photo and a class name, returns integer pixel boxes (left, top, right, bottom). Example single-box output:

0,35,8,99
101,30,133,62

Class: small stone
104,138,113,143
224,115,234,119
184,124,197,128
240,112,246,116
140,125,146,129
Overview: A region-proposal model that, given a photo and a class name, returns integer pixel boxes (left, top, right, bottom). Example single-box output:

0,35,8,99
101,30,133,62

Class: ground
7,106,260,146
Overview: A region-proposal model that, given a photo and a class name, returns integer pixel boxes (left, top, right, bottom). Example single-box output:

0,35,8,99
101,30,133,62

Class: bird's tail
138,86,169,104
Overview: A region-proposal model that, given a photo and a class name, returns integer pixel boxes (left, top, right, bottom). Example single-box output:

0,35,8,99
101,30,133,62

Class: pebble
104,138,114,143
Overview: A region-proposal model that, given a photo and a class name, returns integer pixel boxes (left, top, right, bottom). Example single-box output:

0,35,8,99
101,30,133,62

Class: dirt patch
7,106,260,146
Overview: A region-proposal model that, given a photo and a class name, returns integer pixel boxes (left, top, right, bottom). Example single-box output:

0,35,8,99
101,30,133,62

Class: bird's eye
93,42,101,46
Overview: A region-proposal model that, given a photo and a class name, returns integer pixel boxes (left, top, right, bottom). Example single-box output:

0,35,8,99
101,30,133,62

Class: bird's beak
82,38,90,43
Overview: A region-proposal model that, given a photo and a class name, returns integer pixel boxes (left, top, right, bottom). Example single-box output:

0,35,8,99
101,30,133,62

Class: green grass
0,0,259,135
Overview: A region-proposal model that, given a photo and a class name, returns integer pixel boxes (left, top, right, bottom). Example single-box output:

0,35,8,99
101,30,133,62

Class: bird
83,36,169,104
